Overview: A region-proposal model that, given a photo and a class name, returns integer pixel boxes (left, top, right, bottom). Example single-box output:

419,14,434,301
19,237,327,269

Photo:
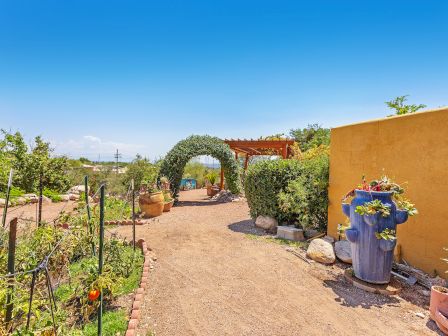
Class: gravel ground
3,190,443,335
106,190,442,335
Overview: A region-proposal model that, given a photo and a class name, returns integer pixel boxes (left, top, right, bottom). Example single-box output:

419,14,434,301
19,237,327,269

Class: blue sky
1,0,447,161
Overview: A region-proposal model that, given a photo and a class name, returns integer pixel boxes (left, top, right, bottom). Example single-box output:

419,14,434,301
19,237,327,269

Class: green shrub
278,146,329,231
0,186,25,199
245,146,329,230
244,159,303,222
43,187,63,202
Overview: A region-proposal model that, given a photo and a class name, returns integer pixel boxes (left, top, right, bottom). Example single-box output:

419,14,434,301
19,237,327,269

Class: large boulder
255,216,278,233
306,238,336,264
68,185,89,195
335,240,352,264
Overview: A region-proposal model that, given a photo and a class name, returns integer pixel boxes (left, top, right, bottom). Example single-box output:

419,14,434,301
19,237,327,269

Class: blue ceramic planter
342,190,409,284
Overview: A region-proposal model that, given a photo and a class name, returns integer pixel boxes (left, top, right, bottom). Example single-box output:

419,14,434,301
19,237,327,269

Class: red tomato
88,289,100,301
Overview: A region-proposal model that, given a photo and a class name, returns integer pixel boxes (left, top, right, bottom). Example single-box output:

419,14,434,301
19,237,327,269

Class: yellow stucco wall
327,107,448,278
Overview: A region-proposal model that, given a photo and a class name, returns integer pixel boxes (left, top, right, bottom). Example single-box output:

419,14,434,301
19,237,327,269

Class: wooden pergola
219,138,295,189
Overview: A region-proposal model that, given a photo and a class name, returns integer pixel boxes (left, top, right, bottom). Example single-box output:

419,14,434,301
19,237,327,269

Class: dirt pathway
116,189,440,336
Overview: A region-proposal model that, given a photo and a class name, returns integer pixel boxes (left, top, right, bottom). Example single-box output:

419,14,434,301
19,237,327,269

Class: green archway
160,135,241,198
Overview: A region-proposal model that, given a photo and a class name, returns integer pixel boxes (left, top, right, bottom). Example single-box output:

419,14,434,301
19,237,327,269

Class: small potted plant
160,176,170,191
205,171,219,197
139,174,164,218
163,190,174,212
430,248,448,334
342,176,418,284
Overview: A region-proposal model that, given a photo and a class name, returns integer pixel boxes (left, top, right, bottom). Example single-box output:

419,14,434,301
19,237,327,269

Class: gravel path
115,189,439,336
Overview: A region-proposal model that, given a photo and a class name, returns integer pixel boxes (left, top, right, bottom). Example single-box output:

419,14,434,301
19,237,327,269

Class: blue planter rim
354,189,394,197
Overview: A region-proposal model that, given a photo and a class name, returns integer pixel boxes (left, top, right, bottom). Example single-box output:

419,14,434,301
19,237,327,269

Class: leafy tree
0,130,70,193
122,154,159,191
289,124,330,152
386,95,426,115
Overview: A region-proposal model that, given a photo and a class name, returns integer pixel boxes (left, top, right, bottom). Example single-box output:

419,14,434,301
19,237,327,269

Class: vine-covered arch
160,135,241,198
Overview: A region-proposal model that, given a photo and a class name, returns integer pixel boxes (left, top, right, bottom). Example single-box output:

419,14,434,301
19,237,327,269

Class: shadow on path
228,219,267,236
323,274,401,309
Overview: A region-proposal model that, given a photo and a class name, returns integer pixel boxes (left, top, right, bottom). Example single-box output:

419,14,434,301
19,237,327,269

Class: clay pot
430,286,448,334
163,200,174,212
139,191,164,218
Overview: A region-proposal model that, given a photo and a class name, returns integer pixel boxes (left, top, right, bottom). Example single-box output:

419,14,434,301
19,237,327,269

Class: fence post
5,217,18,327
38,171,43,226
132,179,136,252
97,184,105,336
84,176,95,256
2,169,13,228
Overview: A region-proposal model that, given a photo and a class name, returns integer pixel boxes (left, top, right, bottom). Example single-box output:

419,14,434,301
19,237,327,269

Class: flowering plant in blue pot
342,176,418,284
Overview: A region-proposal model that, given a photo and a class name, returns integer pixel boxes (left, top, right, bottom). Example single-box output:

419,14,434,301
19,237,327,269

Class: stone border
104,219,144,226
125,239,153,336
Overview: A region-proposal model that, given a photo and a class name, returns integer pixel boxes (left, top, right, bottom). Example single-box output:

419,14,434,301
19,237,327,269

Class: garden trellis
0,175,141,335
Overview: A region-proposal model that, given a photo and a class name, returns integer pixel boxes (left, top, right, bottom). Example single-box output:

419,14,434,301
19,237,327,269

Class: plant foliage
159,135,241,197
385,95,426,116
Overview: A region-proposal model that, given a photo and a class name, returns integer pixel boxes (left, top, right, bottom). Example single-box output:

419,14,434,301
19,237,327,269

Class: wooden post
2,169,13,228
38,171,43,226
5,217,18,326
244,155,249,170
98,184,105,336
282,145,287,159
220,167,224,190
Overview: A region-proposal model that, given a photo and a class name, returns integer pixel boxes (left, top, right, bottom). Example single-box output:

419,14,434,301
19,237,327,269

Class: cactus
342,190,409,284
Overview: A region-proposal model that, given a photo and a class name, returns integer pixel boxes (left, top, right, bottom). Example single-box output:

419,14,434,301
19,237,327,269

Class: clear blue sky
1,0,447,161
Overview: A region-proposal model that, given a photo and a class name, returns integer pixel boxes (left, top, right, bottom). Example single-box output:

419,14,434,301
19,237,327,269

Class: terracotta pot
163,200,174,212
430,286,448,334
139,191,164,218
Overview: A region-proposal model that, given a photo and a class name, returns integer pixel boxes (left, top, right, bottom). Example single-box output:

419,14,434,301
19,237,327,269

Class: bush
244,159,303,222
278,146,330,231
43,187,63,202
245,146,329,230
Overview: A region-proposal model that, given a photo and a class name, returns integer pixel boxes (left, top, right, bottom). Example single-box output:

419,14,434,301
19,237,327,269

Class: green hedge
244,159,303,222
245,147,329,230
159,135,241,197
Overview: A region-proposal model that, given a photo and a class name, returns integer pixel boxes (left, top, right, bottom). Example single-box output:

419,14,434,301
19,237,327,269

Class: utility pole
114,149,122,174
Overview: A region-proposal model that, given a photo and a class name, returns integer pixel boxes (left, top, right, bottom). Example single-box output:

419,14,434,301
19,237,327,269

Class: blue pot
342,190,408,284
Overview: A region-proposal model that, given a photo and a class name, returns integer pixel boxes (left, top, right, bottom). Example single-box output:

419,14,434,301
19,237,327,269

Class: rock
306,238,336,264
335,240,352,264
211,190,242,203
60,194,70,202
255,216,278,233
0,198,6,208
14,197,27,206
323,235,335,244
23,194,38,203
69,193,80,201
277,226,305,241
414,312,425,319
41,195,52,204
304,229,320,239
68,185,89,195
